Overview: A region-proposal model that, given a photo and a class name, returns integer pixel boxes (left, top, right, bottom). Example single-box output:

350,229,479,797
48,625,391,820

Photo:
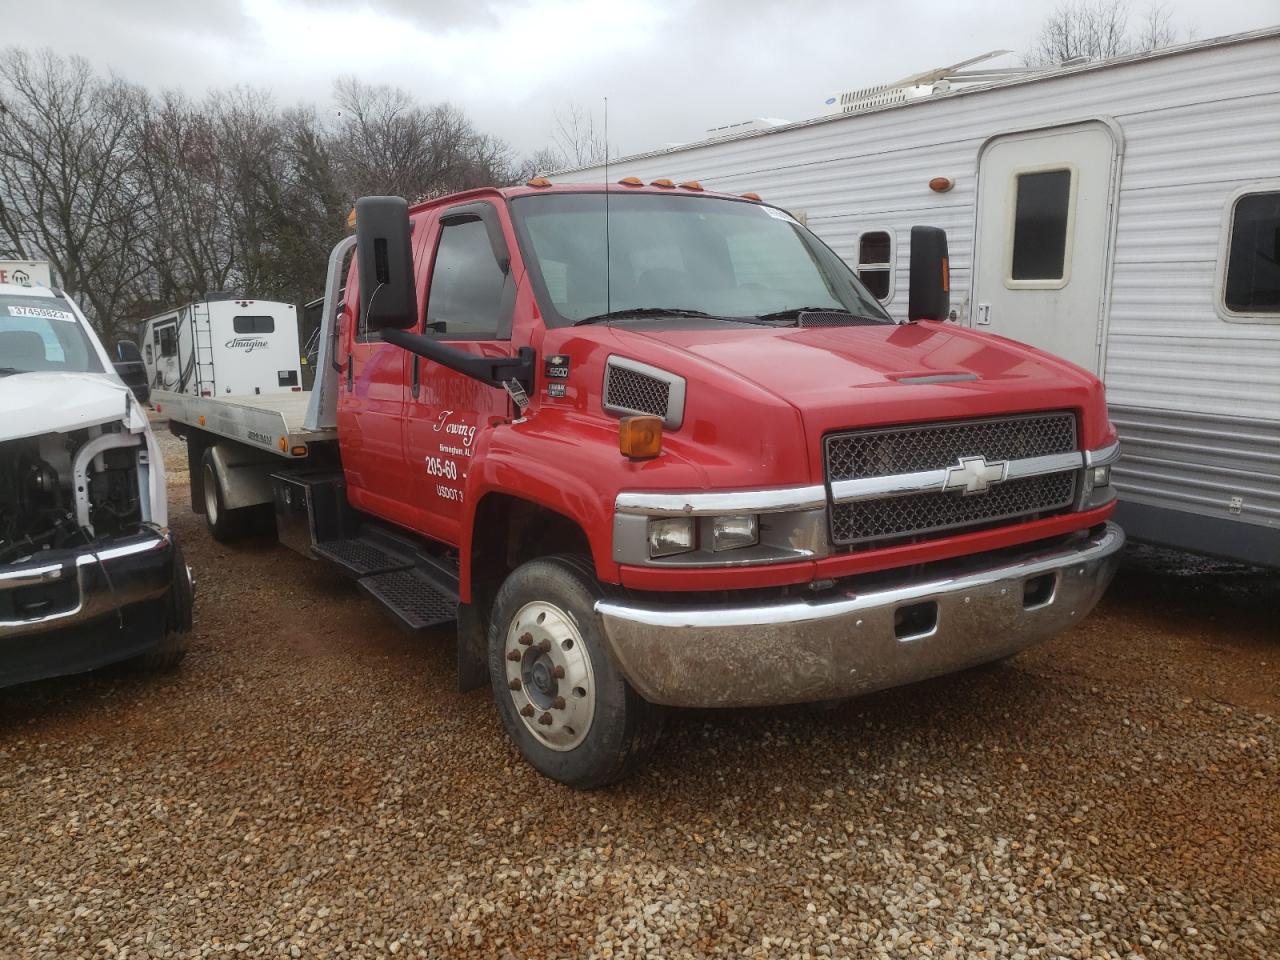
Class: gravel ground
0,430,1276,959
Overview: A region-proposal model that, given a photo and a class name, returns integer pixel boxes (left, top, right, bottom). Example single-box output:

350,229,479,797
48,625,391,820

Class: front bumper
0,531,174,640
596,522,1124,707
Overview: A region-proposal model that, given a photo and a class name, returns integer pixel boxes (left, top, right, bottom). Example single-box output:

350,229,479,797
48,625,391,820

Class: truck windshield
508,192,892,328
0,294,103,376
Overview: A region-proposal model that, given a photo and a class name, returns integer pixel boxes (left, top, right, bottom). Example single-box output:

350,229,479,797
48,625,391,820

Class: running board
314,526,461,633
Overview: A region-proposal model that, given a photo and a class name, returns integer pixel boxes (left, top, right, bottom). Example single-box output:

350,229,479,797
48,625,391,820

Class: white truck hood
0,371,139,440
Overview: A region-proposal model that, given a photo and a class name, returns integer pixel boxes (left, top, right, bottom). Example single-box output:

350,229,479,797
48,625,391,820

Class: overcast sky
6,0,1277,159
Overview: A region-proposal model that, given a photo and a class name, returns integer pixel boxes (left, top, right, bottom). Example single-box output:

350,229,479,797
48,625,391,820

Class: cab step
313,538,412,577
359,568,459,631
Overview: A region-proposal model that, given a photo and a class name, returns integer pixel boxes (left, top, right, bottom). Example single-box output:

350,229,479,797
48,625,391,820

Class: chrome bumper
0,531,174,639
595,522,1124,707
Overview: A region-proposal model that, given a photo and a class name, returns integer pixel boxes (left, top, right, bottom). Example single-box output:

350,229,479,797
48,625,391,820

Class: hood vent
799,310,869,327
603,356,686,430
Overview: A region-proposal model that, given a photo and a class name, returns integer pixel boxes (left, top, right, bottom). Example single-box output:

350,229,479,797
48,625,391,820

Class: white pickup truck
0,281,192,687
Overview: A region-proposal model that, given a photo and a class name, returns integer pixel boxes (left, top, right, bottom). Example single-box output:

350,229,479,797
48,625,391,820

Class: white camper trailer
567,28,1280,568
140,297,302,399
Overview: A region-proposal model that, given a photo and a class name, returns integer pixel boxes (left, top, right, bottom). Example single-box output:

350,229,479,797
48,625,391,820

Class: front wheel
488,556,663,789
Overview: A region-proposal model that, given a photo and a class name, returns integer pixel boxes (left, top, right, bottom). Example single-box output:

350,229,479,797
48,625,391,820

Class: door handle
345,354,353,391
976,303,991,326
411,357,420,399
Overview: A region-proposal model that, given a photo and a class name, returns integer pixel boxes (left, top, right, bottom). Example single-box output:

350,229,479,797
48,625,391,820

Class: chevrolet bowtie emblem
943,455,1008,495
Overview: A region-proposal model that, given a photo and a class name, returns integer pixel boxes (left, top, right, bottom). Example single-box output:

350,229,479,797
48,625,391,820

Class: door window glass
1224,191,1280,315
1010,169,1072,281
234,315,275,334
426,217,507,338
856,230,892,301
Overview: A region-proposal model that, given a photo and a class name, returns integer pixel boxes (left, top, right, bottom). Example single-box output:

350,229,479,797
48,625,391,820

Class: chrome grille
604,365,670,419
825,412,1079,547
826,412,1077,481
830,472,1077,545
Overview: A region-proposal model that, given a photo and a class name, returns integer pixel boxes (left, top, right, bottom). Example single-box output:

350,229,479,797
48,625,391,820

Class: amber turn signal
619,415,663,460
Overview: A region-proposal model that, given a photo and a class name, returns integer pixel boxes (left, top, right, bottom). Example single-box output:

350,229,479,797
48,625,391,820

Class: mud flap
456,601,489,693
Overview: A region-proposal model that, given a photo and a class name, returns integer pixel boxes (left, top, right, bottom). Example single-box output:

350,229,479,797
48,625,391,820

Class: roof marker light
741,192,762,201
650,178,675,188
678,180,704,191
618,176,644,186
527,176,552,188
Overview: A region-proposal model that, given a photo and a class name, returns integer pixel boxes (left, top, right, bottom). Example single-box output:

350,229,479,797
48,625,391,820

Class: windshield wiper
754,306,889,325
0,366,25,377
574,307,719,326
574,307,783,327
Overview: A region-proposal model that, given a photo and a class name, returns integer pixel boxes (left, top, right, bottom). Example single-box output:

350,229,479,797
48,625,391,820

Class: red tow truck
157,180,1123,787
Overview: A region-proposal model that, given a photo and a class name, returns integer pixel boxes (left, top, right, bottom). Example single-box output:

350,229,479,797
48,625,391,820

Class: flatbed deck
154,390,337,457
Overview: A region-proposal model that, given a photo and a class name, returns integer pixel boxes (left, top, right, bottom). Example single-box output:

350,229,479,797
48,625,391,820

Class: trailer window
1223,191,1280,317
426,217,508,338
234,315,275,334
856,231,893,301
1009,169,1073,283
158,325,177,357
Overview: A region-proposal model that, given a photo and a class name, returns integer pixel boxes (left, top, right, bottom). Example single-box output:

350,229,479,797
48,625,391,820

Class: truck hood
0,371,134,440
607,320,1108,476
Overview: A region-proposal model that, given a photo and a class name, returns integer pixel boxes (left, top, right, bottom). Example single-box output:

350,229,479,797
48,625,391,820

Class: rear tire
201,448,257,542
488,555,664,789
138,541,193,671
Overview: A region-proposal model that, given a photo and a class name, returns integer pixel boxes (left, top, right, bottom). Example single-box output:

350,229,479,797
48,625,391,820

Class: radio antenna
603,96,611,315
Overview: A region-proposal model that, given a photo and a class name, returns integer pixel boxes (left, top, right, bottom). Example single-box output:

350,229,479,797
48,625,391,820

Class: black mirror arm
381,329,535,391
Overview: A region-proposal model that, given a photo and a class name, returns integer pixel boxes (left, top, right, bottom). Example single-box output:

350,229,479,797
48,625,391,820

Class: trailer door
971,121,1118,373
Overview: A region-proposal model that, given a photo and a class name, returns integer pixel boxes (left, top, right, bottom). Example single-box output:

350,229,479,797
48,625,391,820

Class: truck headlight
647,517,696,558
711,514,759,552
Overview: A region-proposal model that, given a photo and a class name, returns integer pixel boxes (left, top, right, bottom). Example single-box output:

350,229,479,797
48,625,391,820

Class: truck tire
487,555,664,789
137,542,193,671
200,447,259,542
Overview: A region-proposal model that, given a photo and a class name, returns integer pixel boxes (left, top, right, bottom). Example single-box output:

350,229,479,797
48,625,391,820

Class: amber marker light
278,437,288,452
741,192,762,201
942,257,951,292
291,445,308,457
678,180,704,191
527,176,552,188
618,176,644,186
619,415,663,460
197,415,206,426
650,178,675,188
929,176,955,193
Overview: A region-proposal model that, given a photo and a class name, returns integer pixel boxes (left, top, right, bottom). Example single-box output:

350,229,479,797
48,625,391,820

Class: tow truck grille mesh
830,472,1077,545
825,413,1079,547
604,365,670,419
825,412,1077,481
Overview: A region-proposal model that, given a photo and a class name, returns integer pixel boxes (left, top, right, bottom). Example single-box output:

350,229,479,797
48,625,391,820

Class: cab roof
0,283,59,299
409,181,760,216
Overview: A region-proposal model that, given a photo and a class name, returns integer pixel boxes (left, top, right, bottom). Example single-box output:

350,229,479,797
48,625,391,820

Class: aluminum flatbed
154,390,337,458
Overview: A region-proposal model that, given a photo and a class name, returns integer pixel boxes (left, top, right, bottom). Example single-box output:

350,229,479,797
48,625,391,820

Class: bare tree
0,48,152,343
551,104,608,169
1025,0,1184,66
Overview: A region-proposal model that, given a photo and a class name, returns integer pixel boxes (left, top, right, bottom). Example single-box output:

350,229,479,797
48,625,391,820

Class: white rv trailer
568,28,1280,568
139,297,303,399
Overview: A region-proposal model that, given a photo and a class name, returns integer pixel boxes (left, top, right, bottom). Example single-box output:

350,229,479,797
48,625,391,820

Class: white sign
0,261,52,288
7,305,74,322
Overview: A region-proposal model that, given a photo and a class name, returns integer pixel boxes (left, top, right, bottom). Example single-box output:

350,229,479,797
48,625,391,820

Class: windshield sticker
761,206,800,225
7,305,75,322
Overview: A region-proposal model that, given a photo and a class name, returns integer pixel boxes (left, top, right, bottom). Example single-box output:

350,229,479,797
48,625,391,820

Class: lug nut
506,650,521,661
508,678,522,690
552,696,566,711
537,712,553,726
518,632,534,646
520,704,535,718
552,665,565,679
536,638,552,653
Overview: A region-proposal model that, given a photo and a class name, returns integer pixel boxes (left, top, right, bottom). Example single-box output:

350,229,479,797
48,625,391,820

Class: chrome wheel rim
202,462,219,527
504,601,595,751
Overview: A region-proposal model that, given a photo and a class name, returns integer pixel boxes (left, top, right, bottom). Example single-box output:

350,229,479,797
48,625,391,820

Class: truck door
971,121,1118,373
152,316,180,390
337,267,416,527
403,201,518,544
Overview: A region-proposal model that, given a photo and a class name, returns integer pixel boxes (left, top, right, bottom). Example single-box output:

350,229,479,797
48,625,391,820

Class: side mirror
908,225,950,322
113,340,150,404
355,196,417,331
